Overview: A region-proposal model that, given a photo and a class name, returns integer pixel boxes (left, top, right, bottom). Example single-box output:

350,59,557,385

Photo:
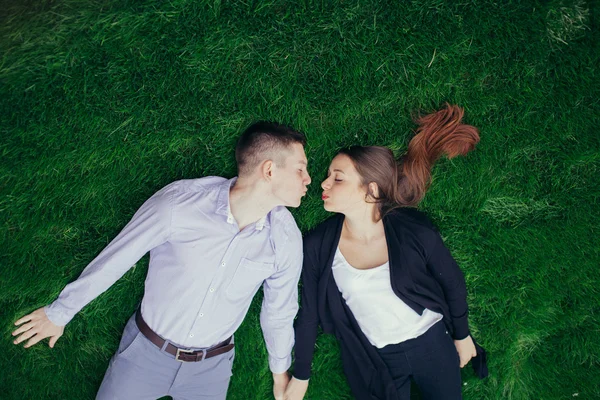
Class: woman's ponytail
396,104,480,207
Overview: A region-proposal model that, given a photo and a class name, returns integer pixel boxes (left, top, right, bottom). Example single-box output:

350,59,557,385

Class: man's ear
260,160,274,181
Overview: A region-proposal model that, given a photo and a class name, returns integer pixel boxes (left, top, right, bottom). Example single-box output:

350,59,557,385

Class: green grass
1,0,598,398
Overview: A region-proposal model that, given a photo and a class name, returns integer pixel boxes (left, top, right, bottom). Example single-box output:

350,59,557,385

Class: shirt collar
216,177,269,231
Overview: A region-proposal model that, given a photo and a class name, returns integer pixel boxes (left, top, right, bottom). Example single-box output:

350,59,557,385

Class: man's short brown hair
235,121,306,176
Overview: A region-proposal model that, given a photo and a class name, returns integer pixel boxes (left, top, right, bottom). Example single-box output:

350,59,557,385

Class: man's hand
12,307,64,348
454,335,477,368
273,372,290,400
284,376,309,400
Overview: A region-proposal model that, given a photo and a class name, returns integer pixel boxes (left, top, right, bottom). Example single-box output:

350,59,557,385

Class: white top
332,247,443,348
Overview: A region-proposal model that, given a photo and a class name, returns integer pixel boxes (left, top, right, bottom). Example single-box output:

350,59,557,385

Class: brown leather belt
135,310,234,362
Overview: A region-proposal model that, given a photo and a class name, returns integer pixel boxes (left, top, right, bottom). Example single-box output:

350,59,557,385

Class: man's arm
260,229,303,399
12,184,175,348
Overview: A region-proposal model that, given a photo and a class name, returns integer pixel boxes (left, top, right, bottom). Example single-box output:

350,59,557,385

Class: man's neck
228,176,279,231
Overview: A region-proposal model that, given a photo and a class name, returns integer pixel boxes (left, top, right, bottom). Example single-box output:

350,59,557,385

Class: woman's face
321,154,368,213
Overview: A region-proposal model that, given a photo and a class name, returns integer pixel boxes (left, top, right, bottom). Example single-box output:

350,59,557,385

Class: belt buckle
175,348,202,362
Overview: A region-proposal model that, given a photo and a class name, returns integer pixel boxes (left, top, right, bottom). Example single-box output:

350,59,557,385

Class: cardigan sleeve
292,240,321,380
426,230,470,340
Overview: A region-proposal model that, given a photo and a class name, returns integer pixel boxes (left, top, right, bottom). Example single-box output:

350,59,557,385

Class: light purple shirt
44,177,303,373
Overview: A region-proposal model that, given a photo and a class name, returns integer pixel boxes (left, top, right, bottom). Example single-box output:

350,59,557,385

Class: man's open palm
12,307,64,348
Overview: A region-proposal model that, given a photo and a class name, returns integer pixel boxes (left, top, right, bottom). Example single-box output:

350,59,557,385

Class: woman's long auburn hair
339,104,479,219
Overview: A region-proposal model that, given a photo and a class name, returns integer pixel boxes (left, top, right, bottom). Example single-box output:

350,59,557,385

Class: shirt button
199,313,204,317
221,262,226,267
189,334,194,338
209,288,215,293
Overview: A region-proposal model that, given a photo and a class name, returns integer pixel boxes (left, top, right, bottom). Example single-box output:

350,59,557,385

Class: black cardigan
293,208,487,399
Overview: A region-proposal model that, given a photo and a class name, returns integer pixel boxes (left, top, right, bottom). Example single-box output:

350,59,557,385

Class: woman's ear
366,182,379,201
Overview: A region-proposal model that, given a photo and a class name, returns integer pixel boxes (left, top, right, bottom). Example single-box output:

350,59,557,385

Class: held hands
454,335,477,368
283,377,309,400
272,372,291,400
12,307,64,348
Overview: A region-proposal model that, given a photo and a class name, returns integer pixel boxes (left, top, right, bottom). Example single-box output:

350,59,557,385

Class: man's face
271,142,311,208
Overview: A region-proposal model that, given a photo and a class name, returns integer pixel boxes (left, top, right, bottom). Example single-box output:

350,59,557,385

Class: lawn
1,0,598,399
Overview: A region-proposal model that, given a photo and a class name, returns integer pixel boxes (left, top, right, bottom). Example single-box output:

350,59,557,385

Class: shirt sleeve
44,184,174,326
425,229,470,340
291,240,320,380
260,228,303,374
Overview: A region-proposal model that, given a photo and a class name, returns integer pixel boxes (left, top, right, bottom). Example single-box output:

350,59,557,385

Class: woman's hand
454,335,477,368
283,376,309,400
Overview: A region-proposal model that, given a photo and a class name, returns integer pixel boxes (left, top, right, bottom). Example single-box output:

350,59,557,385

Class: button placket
188,242,234,340
219,235,240,268
187,231,247,342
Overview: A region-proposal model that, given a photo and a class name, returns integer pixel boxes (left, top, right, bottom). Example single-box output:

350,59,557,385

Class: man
12,121,312,400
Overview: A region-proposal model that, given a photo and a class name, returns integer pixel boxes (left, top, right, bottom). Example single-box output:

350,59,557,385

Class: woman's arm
285,238,324,400
426,229,477,367
291,241,321,380
425,229,469,339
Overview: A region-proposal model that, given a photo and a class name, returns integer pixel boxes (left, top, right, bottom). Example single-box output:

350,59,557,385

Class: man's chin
285,198,302,208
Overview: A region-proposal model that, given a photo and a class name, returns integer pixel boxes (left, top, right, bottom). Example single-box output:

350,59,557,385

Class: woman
284,104,487,400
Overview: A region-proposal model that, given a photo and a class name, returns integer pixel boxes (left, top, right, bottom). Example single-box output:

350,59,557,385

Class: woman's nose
321,178,330,190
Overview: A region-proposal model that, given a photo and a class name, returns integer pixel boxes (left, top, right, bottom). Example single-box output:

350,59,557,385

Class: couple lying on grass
12,103,487,400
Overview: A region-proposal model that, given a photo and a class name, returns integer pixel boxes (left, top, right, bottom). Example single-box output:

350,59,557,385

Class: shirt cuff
269,354,292,374
43,304,71,327
451,313,470,340
292,361,312,380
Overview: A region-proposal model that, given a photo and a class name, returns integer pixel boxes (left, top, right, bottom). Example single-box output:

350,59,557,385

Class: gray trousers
97,313,235,400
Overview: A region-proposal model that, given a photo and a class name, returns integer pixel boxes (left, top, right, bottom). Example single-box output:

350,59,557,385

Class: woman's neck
342,208,384,244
